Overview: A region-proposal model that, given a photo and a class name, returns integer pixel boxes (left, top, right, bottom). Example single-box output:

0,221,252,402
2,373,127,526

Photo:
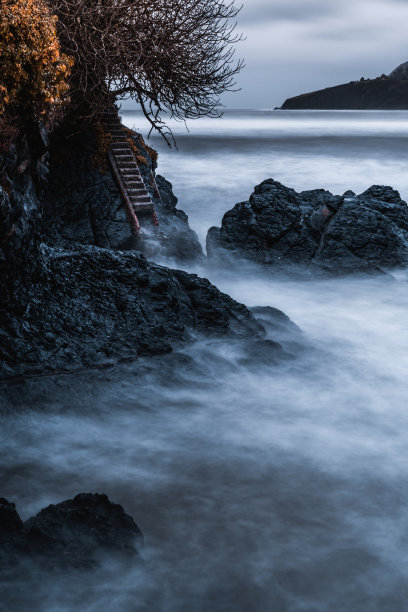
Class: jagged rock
207,179,408,276
0,128,46,317
0,494,142,571
1,120,260,379
0,243,263,379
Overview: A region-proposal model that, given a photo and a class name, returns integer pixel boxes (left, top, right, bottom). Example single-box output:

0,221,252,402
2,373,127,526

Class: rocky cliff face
43,123,204,264
0,122,266,380
0,125,49,315
207,179,408,276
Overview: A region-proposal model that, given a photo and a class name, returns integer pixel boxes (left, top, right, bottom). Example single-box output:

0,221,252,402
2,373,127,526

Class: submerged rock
207,179,408,275
0,493,142,571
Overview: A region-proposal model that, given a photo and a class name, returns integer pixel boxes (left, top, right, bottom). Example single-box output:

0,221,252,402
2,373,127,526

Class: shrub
0,0,73,143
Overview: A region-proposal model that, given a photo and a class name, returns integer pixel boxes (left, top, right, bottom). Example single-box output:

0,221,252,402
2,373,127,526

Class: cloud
238,0,341,24
222,0,408,107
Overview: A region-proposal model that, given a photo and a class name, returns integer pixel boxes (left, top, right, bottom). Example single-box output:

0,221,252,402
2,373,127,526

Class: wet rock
0,498,24,543
1,121,263,379
249,306,306,357
153,175,204,263
207,179,408,275
0,494,142,571
0,243,263,379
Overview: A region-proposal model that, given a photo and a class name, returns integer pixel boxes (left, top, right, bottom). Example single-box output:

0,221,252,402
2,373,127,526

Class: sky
122,0,408,111
221,0,408,108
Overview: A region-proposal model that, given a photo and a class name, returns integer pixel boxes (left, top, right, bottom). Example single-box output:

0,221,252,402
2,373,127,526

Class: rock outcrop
0,243,263,379
0,494,142,571
1,121,268,380
207,179,408,276
43,123,204,264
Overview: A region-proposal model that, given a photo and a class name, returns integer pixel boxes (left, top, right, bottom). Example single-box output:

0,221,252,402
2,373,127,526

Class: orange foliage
0,0,73,125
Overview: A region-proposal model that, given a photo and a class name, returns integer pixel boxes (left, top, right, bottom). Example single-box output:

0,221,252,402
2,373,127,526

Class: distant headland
280,62,408,110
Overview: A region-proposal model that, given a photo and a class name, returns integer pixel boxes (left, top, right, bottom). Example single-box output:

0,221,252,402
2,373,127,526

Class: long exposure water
2,110,408,611
123,109,408,244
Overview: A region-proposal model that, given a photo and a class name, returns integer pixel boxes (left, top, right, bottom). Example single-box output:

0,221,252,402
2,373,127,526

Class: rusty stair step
132,205,154,212
127,189,150,196
129,197,151,203
114,155,134,161
116,164,139,170
124,180,144,187
122,174,143,179
126,183,147,189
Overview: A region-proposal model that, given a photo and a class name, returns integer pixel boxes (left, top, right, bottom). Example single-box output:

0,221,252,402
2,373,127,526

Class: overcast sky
220,0,408,108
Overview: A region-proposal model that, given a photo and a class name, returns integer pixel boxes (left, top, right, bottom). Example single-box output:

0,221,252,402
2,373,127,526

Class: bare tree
52,0,243,143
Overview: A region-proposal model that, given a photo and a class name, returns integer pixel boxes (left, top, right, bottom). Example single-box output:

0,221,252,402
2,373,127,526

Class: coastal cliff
281,62,408,110
0,122,265,379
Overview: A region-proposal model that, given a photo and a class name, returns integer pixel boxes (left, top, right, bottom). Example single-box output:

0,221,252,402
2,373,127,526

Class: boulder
207,179,408,276
0,493,142,571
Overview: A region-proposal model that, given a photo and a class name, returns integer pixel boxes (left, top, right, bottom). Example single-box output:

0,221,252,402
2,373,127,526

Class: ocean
2,110,408,611
122,109,408,244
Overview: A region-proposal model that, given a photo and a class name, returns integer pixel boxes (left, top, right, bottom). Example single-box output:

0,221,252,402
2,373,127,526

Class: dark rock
0,128,46,318
280,75,408,110
250,306,301,338
237,339,287,367
1,121,262,379
0,493,142,571
43,124,203,265
153,175,204,263
0,499,29,568
0,243,263,379
0,498,24,542
249,306,306,357
25,493,142,568
207,179,408,275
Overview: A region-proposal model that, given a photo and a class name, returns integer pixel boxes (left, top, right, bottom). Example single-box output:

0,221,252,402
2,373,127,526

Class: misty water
2,110,408,611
